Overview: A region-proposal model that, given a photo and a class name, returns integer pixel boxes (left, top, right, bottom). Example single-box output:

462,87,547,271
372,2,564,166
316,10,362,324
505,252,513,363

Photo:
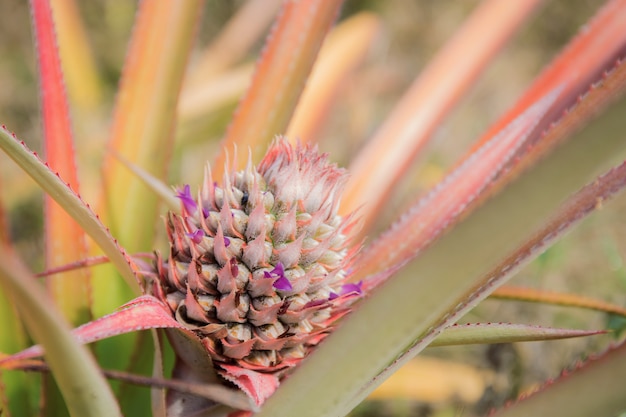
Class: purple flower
263,262,292,291
329,281,363,301
186,229,204,244
176,184,197,214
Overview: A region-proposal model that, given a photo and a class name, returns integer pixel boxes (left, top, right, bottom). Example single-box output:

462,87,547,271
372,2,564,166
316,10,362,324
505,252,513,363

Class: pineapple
152,139,361,382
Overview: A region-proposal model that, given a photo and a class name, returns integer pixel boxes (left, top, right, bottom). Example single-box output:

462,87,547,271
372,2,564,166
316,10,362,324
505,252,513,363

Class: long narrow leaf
0,127,140,293
286,12,380,144
31,0,92,327
492,341,626,417
363,119,626,414
213,0,344,179
351,88,558,282
429,323,605,347
473,0,626,150
101,0,202,253
491,286,626,317
1,296,182,368
0,243,121,417
255,74,626,417
50,0,102,111
0,177,33,416
341,0,544,232
185,0,282,84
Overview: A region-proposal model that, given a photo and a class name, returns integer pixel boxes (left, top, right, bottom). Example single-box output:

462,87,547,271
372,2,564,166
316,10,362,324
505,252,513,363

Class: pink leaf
31,0,92,325
218,363,280,407
353,87,561,283
0,295,187,368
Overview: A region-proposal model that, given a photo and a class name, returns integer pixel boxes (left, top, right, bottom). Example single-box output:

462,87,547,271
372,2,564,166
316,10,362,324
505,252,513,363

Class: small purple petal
339,281,363,296
270,263,285,279
273,275,293,291
176,184,197,214
329,281,363,301
224,237,231,247
202,207,210,218
186,230,204,244
262,262,292,291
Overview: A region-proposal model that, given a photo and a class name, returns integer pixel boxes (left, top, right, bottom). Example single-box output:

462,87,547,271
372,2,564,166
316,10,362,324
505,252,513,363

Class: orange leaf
100,1,202,253
286,12,381,144
341,0,544,233
213,0,344,178
472,0,626,152
492,286,626,317
31,0,91,325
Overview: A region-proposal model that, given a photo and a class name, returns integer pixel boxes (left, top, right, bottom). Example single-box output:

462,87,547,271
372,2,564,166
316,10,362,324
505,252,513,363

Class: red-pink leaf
341,0,544,232
213,0,344,180
473,0,626,151
353,87,560,283
31,0,91,325
218,363,279,407
0,296,185,368
31,0,76,174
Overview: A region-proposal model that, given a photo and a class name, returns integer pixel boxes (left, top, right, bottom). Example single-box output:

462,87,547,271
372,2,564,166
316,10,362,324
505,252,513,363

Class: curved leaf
286,12,381,144
492,341,626,417
213,0,344,178
0,243,121,417
1,296,183,365
50,0,102,110
491,286,626,317
341,0,544,232
351,88,559,282
255,76,626,417
32,0,92,327
102,0,202,253
185,0,282,84
0,126,140,293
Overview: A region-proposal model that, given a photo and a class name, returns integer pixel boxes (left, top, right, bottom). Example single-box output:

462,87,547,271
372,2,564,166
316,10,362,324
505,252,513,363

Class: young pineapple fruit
152,139,361,383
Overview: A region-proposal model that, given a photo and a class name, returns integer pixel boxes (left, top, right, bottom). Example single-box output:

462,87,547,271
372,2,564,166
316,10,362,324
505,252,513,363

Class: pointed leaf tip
0,295,187,367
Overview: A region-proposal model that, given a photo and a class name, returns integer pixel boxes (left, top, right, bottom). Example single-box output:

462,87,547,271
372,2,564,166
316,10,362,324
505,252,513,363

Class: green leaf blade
256,80,626,417
0,244,121,417
429,323,605,347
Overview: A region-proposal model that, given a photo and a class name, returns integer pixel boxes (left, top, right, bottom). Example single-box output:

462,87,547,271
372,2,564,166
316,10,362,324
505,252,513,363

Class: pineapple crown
152,138,361,375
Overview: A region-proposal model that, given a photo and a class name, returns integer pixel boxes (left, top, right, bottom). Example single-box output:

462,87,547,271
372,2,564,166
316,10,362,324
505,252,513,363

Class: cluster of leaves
1,1,626,416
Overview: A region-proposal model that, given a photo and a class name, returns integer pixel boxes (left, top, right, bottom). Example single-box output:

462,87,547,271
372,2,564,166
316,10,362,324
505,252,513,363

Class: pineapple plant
1,1,626,417
155,139,360,382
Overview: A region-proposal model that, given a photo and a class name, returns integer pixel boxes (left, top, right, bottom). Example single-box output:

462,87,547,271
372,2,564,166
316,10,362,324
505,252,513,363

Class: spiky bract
152,139,360,378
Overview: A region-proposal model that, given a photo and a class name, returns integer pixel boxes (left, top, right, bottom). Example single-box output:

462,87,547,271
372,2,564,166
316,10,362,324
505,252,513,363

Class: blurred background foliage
0,1,624,416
